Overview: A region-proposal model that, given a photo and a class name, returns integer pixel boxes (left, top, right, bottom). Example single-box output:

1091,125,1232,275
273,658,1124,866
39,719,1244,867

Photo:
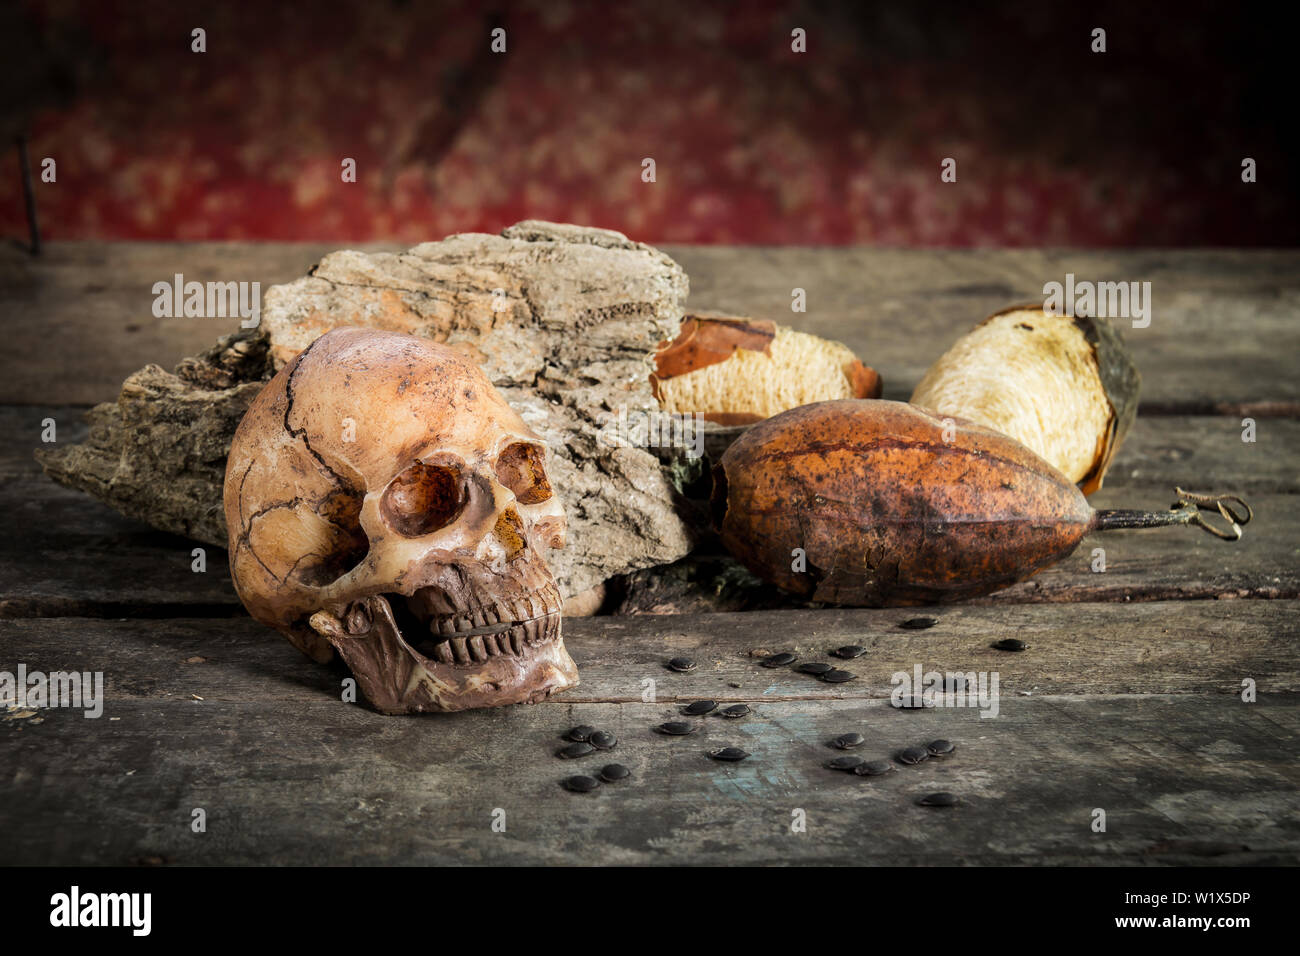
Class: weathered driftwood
38,222,698,599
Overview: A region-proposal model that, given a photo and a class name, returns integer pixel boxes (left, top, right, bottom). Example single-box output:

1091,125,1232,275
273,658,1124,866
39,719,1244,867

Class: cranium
222,327,578,713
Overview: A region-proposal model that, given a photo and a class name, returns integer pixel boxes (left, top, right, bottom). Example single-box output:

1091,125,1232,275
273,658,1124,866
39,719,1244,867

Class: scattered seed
598,764,631,782
827,755,866,771
718,704,752,719
832,732,865,749
589,731,617,751
993,638,1027,652
854,759,896,777
564,725,596,742
898,617,939,630
761,652,798,668
558,742,595,759
918,791,958,807
820,669,856,683
562,775,600,793
682,700,718,716
927,739,956,756
667,657,697,672
656,721,697,736
710,747,750,762
897,746,929,765
831,645,867,659
797,662,834,675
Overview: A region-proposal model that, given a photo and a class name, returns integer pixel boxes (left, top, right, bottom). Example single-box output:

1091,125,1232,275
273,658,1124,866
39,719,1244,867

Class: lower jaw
321,592,579,714
396,636,579,714
381,594,578,713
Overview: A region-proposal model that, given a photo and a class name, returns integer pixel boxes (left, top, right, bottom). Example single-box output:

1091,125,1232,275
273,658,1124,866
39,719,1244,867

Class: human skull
223,327,577,713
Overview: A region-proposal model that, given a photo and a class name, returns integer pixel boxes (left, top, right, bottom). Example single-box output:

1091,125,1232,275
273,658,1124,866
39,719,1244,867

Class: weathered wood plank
4,601,1295,864
2,694,1295,865
669,246,1300,411
2,600,1296,704
3,243,1298,409
631,482,1299,611
0,479,239,616
3,398,1296,614
987,484,1296,603
1105,416,1298,494
0,405,89,477
2,480,1293,616
0,241,399,406
8,405,1297,492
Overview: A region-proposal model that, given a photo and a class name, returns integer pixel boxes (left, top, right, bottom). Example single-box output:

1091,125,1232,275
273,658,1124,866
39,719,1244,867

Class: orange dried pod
712,400,1250,606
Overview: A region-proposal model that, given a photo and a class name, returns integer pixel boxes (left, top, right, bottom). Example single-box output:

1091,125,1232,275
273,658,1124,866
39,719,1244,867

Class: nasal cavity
493,508,528,561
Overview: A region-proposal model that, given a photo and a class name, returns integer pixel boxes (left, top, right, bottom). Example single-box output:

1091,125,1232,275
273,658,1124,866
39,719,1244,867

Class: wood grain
2,600,1296,703
2,241,1296,867
4,242,1298,409
3,477,1293,616
4,406,1295,616
0,241,399,405
2,608,1296,865
0,479,239,616
670,245,1300,411
2,698,1294,866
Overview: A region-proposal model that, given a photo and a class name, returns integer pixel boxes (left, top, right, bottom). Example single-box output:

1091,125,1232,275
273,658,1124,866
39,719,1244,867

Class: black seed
827,755,866,771
853,759,895,777
558,742,595,759
564,725,596,742
820,669,856,683
682,700,718,716
667,657,697,672
898,617,939,630
797,662,834,675
927,738,956,756
710,747,750,762
993,638,1027,652
897,746,929,765
562,775,600,793
832,732,865,749
718,704,751,719
894,695,926,710
918,791,958,807
656,721,697,736
589,731,617,751
831,645,867,659
598,763,631,782
761,652,798,668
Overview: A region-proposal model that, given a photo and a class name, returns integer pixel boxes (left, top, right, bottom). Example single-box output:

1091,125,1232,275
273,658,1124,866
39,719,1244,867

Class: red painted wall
3,0,1294,245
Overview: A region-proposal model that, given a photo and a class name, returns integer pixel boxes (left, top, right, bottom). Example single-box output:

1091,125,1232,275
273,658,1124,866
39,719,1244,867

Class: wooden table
2,243,1297,865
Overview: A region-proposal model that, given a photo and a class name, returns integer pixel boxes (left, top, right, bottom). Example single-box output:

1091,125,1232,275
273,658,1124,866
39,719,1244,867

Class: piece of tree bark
38,222,697,598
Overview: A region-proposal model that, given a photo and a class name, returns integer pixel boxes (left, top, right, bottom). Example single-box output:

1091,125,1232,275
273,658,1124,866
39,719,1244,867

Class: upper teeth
426,584,562,638
418,617,557,664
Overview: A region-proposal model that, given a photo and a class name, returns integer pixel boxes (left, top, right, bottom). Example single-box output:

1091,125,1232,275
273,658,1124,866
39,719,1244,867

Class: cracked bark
38,222,699,599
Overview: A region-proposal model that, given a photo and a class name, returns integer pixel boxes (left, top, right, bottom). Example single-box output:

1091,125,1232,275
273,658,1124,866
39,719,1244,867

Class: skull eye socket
495,442,552,505
381,462,464,536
